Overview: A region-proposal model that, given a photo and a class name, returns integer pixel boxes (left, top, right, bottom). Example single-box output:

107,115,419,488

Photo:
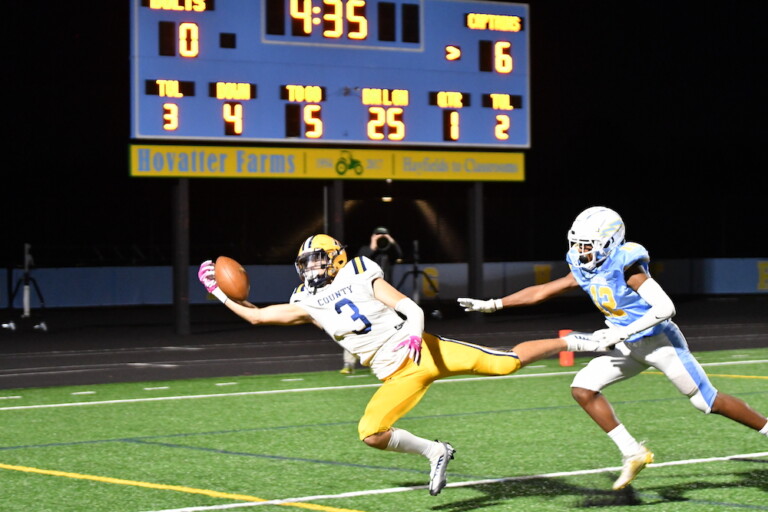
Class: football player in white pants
459,206,768,490
199,234,603,496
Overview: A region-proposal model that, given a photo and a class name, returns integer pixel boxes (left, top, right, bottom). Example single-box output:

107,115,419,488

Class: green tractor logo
335,150,364,176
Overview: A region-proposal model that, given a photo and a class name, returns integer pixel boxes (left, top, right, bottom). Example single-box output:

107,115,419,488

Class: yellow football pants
358,333,522,439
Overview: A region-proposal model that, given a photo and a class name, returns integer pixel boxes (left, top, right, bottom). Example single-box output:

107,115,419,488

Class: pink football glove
395,335,422,365
198,260,218,293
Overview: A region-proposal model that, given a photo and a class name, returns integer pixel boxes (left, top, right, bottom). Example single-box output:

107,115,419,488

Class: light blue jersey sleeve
569,242,665,341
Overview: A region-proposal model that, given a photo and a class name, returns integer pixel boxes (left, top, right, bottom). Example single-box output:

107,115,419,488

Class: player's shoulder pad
615,241,650,268
349,256,374,274
343,255,384,280
289,283,306,303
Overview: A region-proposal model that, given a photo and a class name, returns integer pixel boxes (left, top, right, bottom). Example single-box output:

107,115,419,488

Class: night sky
4,2,766,269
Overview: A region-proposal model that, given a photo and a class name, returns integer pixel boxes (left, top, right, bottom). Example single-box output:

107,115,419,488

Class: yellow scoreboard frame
130,144,524,182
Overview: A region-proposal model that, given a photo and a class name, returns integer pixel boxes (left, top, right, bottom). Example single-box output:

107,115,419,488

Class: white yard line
0,371,575,411
2,358,766,412
141,450,768,512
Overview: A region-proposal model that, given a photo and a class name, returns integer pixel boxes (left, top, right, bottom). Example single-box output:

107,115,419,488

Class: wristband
212,287,229,304
494,299,503,311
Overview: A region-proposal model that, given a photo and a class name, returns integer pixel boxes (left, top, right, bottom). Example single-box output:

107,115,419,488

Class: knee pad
689,389,714,414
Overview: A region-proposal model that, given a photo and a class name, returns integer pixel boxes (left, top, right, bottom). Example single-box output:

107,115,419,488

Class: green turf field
2,348,767,511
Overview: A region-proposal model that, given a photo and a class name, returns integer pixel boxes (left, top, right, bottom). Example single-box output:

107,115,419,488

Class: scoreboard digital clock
130,0,530,148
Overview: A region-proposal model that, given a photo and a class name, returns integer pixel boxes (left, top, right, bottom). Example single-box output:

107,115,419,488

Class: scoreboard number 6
494,41,512,73
479,40,513,74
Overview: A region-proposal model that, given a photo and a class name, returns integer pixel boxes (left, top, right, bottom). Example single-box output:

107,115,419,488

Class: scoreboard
130,0,530,148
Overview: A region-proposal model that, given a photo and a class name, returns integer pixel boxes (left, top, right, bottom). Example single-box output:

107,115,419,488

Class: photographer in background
339,226,403,374
358,226,403,282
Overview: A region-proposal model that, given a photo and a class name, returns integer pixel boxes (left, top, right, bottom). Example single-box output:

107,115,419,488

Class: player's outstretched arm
458,273,578,312
198,259,311,326
224,300,312,326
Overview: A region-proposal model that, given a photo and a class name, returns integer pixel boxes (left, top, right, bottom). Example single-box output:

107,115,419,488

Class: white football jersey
290,256,410,378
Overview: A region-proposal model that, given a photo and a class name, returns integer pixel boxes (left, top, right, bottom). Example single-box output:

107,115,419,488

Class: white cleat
428,441,455,496
613,444,654,490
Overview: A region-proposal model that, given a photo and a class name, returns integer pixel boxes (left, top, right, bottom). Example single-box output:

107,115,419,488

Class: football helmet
295,234,348,292
567,206,625,270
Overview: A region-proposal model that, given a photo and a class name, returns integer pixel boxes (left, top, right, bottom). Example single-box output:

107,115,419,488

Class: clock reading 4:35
289,0,368,39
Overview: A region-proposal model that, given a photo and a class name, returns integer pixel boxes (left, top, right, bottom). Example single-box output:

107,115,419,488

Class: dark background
4,2,766,271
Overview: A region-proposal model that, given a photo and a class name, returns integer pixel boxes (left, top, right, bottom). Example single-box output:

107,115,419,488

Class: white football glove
457,297,502,313
562,331,609,352
592,324,630,348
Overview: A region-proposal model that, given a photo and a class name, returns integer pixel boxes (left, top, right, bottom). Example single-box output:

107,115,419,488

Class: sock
759,421,768,436
386,428,441,459
607,424,643,457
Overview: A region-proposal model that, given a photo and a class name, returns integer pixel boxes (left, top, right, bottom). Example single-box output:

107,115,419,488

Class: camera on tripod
3,243,47,332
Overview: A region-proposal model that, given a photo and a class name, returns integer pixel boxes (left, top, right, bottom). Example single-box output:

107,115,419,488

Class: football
214,256,250,302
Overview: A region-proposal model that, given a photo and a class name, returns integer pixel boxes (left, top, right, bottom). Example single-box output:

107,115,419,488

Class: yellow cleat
613,445,654,490
340,365,354,375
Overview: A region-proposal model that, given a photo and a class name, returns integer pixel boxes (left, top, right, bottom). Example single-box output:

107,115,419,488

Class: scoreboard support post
173,178,191,335
468,182,484,322
328,181,345,243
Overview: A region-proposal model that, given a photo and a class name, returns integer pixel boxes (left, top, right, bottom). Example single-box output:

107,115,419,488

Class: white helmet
567,206,625,270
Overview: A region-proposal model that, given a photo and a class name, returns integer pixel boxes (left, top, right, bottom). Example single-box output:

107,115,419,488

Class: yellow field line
0,462,364,512
646,371,768,380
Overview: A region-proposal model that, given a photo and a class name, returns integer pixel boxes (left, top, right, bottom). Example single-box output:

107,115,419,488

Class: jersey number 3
335,298,372,334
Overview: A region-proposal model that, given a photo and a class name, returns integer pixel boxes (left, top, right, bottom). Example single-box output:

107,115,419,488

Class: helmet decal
567,207,625,271
600,220,623,238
